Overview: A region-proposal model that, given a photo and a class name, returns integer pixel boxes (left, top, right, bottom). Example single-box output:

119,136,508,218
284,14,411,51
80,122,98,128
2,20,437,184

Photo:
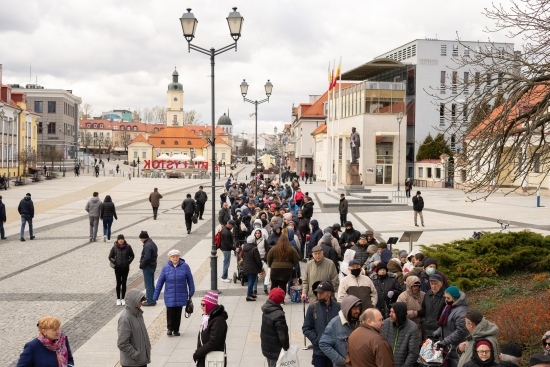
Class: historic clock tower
166,68,184,125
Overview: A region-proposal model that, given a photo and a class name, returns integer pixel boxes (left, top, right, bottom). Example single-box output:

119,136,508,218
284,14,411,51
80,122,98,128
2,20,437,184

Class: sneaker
121,299,125,306
220,278,231,283
173,332,181,336
90,237,93,241
30,236,35,240
20,237,25,241
246,297,256,301
187,230,190,234
116,299,122,306
103,236,106,242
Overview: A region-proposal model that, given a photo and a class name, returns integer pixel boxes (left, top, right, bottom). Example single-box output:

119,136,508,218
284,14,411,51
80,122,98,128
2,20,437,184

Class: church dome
217,113,232,126
168,68,183,91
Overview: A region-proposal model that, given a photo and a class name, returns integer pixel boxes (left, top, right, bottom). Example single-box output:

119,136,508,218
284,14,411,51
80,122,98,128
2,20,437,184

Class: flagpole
326,84,331,191
337,56,342,188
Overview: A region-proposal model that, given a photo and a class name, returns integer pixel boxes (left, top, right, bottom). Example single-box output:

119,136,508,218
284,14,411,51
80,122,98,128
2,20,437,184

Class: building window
451,134,456,152
113,126,118,130
173,115,177,123
418,167,423,178
440,71,446,93
187,140,192,145
47,101,56,113
100,124,103,128
463,72,469,93
161,140,165,145
87,123,91,128
48,122,56,134
498,72,504,90
475,72,480,94
441,45,447,56
452,45,459,56
134,151,138,158
93,124,97,128
440,103,445,126
34,101,43,113
222,152,226,159
133,126,137,131
174,140,179,145
451,104,457,123
435,168,441,178
452,71,458,94
127,126,131,130
142,151,147,159
427,168,432,178
486,73,492,88
463,104,468,122
412,44,416,56
464,47,470,56
534,153,541,173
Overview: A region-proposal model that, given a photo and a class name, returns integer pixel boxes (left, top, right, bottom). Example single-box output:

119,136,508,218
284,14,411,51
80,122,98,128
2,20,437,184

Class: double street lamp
396,111,404,191
239,79,273,196
180,7,244,293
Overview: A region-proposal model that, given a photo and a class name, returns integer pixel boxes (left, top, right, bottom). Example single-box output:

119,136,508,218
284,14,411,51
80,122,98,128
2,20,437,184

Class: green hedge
419,230,550,290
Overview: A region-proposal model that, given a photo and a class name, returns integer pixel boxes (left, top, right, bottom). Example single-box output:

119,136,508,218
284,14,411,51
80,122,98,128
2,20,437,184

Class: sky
0,0,520,136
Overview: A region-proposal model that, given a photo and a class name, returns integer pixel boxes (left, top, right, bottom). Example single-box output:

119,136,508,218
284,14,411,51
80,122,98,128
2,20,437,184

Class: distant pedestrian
149,188,163,220
108,234,135,306
193,291,228,367
194,185,208,220
18,193,35,241
261,287,290,367
0,195,6,239
116,164,120,174
405,178,412,198
117,289,151,367
95,165,100,177
339,193,348,227
100,195,117,242
153,249,195,337
332,172,337,187
412,191,425,227
16,316,74,367
182,194,197,234
139,231,158,306
220,220,238,283
85,191,102,242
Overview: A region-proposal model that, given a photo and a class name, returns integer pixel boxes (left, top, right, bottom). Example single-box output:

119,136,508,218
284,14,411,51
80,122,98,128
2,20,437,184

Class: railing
392,191,408,203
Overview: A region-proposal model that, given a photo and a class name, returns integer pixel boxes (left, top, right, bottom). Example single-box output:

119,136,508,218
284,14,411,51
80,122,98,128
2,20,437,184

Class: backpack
215,230,222,248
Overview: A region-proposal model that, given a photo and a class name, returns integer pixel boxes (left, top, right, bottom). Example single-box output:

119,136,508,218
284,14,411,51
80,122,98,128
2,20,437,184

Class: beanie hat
424,257,438,268
417,191,421,195
475,340,492,350
378,242,388,249
283,213,293,221
377,262,388,272
202,291,219,314
139,231,149,239
367,244,378,254
399,250,408,258
26,193,31,197
117,234,125,240
500,343,522,358
269,287,286,304
446,286,460,300
464,310,483,325
322,233,332,244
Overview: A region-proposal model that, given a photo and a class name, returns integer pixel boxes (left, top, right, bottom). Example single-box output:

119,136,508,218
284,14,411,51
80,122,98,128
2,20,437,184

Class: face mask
426,267,436,276
350,268,362,277
254,225,261,229
446,300,454,306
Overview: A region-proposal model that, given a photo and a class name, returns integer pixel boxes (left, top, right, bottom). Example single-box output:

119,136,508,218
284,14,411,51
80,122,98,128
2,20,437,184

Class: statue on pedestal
350,127,361,164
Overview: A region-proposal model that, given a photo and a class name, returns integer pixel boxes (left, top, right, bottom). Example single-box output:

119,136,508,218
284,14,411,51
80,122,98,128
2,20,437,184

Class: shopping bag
276,345,299,367
264,266,271,286
419,338,443,364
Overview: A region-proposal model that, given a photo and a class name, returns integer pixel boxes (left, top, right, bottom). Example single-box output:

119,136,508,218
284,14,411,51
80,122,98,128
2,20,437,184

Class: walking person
100,195,117,242
193,291,228,367
95,165,100,177
116,164,120,174
405,178,412,198
18,193,35,241
181,194,197,234
109,234,135,306
261,287,290,367
242,229,263,301
149,188,163,220
0,195,6,239
139,231,158,306
16,316,74,367
85,192,102,242
339,193,348,227
220,220,238,283
412,190,425,227
153,249,195,336
194,185,208,220
266,234,300,291
117,289,151,367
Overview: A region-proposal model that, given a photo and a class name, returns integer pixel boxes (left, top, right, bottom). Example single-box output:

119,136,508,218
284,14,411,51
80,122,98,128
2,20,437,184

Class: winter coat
194,190,208,204
297,217,311,237
117,289,151,366
109,242,135,268
396,275,425,342
350,244,371,267
302,298,341,355
418,286,446,340
100,199,117,220
433,292,469,367
412,195,424,211
181,197,196,215
309,226,323,256
371,273,403,318
261,299,290,360
321,242,340,272
85,196,101,217
302,200,314,219
195,305,228,367
303,258,339,301
149,191,163,207
337,273,378,309
218,207,231,226
220,225,235,252
339,198,348,214
457,318,499,367
139,238,158,270
462,337,499,367
0,201,6,222
16,336,74,367
242,242,263,275
228,186,238,199
340,228,361,253
153,259,195,307
266,245,300,270
381,302,419,367
319,295,362,367
387,258,405,287
346,323,394,367
319,235,342,257
267,224,282,250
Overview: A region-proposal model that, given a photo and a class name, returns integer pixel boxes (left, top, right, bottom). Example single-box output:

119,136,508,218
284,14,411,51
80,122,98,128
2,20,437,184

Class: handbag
240,221,247,232
185,297,194,318
192,214,198,224
200,331,226,366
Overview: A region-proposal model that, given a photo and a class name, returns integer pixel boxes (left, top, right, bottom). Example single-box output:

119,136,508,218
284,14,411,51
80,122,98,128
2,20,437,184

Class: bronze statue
350,127,360,163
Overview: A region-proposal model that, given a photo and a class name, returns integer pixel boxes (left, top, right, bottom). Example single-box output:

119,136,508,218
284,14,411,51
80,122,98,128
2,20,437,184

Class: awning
341,58,405,81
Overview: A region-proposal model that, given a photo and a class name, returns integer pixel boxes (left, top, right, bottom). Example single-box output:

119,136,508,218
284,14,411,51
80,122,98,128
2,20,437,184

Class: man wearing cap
457,310,499,367
495,343,523,367
339,194,348,227
320,295,363,367
340,221,361,255
417,273,446,340
365,230,378,246
303,281,341,367
220,220,238,283
418,257,449,292
194,185,208,220
117,289,151,366
381,302,419,367
338,260,378,309
218,201,231,227
412,190,425,227
302,245,339,302
18,193,35,241
139,231,158,306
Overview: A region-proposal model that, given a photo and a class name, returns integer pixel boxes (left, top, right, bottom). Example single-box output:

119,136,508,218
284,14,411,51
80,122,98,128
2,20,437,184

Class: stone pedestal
347,163,361,186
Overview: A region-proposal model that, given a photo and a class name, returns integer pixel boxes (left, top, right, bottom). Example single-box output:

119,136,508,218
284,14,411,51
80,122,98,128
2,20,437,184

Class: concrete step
322,200,406,207
350,194,390,199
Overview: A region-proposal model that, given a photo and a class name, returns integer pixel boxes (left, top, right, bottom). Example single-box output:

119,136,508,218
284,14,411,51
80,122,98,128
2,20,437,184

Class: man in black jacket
220,220,237,283
308,219,323,259
412,190,425,227
182,193,197,234
339,194,348,227
340,221,360,255
218,201,231,226
18,193,35,241
194,186,208,220
261,287,289,367
139,231,158,306
302,196,314,220
417,274,446,340
0,195,6,239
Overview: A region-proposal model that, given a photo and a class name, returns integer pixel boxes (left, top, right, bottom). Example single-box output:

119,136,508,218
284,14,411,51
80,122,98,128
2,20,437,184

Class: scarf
438,302,453,326
37,332,69,367
200,314,210,332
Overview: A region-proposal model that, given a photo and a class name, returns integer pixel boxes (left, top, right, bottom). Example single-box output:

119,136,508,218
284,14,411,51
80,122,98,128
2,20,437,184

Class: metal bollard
128,173,131,180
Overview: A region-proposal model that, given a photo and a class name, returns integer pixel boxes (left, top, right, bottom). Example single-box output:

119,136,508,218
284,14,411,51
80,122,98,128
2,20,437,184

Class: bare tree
104,137,112,159
120,130,132,154
17,147,37,176
80,130,93,154
151,105,167,124
140,108,154,123
80,103,94,119
430,0,550,199
44,148,64,171
182,109,203,125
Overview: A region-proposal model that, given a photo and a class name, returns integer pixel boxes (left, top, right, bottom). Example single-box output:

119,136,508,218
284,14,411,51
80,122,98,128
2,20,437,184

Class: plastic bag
419,338,443,364
276,345,299,367
263,261,271,286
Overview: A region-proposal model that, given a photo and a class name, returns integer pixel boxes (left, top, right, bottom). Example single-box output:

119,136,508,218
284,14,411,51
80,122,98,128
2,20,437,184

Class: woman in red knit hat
463,339,498,367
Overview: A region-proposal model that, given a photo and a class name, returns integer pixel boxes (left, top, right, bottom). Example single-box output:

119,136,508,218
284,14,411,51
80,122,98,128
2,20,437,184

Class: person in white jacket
338,260,378,309
247,219,269,242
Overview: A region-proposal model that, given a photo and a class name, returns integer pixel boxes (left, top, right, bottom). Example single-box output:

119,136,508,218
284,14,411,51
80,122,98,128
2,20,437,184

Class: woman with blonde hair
267,234,300,291
17,316,74,367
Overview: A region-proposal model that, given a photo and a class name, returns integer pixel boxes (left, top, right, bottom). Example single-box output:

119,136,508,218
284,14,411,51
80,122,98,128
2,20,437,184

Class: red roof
297,82,356,119
311,124,327,136
131,134,149,144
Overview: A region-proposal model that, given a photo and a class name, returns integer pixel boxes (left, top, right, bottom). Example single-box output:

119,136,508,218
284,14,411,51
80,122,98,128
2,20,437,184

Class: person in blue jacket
153,249,195,336
17,316,74,367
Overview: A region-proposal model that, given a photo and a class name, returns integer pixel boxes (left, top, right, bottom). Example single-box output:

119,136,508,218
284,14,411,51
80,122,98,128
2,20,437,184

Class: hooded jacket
242,241,263,274
320,233,340,271
318,227,341,257
319,295,362,367
387,258,405,287
117,289,151,366
371,273,403,318
340,226,360,253
396,275,425,341
302,200,314,219
337,272,378,309
308,220,323,257
267,224,282,250
153,258,195,307
100,195,117,219
381,302,420,367
457,318,499,367
261,299,290,360
109,241,135,268
462,338,498,367
18,195,34,218
194,305,228,367
85,196,102,217
302,296,341,356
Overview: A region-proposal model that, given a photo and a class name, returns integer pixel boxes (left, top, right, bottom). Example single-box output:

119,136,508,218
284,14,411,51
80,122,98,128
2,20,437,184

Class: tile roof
311,124,327,136
131,134,149,144
298,83,356,118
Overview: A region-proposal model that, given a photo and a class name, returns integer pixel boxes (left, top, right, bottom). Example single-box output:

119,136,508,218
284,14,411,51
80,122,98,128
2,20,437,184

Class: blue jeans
142,267,155,303
247,273,258,297
102,216,113,240
253,276,268,293
89,216,99,240
312,354,333,367
221,251,231,280
20,216,33,238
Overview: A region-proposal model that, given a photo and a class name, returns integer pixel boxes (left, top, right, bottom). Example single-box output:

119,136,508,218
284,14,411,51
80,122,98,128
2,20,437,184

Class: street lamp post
137,157,141,177
274,126,281,185
396,111,404,191
0,110,6,183
180,7,244,293
240,79,273,196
